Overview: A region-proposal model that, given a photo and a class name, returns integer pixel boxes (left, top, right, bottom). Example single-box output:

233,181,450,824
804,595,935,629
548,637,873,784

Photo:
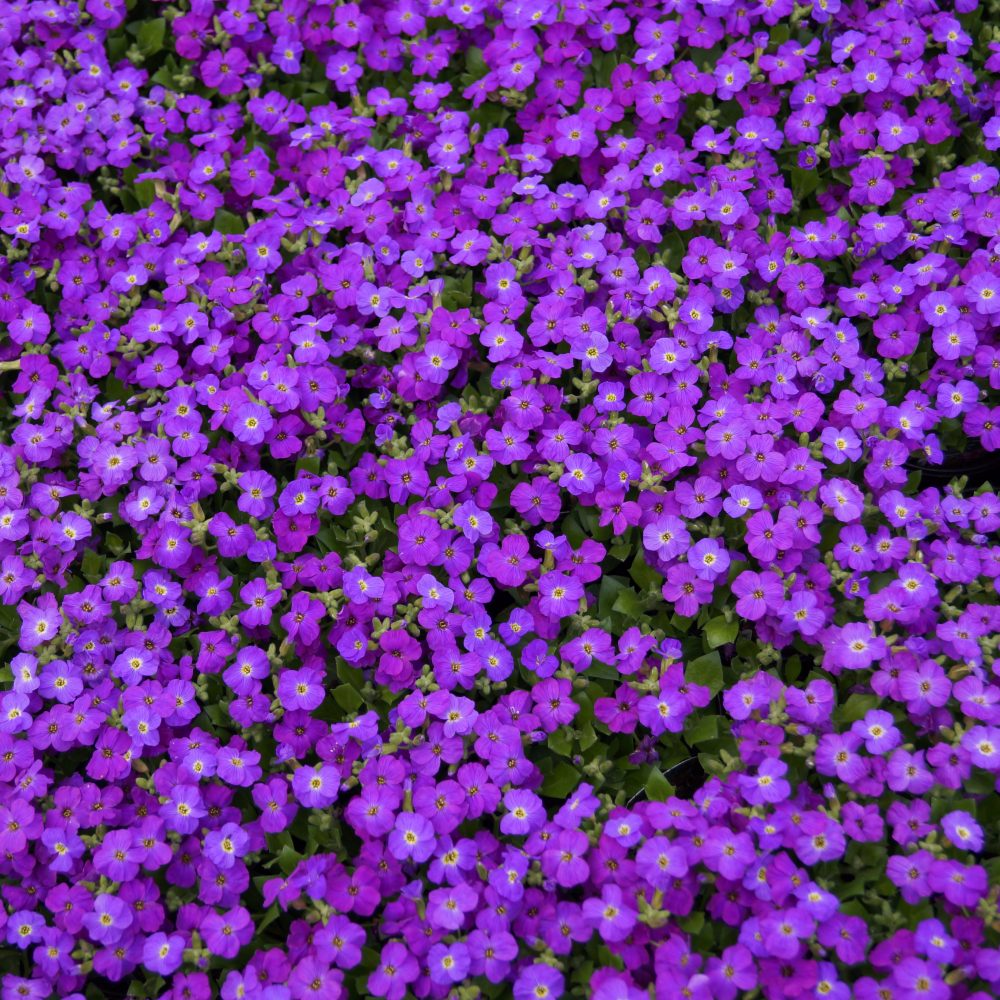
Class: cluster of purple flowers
0,0,999,996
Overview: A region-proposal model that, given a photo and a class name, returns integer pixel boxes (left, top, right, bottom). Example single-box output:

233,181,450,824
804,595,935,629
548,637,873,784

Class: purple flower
500,789,544,836
537,572,583,620
233,403,273,445
388,813,436,862
93,829,142,882
428,940,471,984
142,932,186,975
688,538,731,580
239,578,281,627
82,894,133,946
277,668,325,711
216,745,262,787
643,515,690,559
940,810,984,852
701,828,755,880
369,942,419,1000
583,885,637,943
3,4,1000,994
740,758,791,805
559,453,600,496
514,964,564,1000
204,823,249,869
732,571,783,621
202,906,253,959
292,764,340,808
636,836,689,889
961,726,1000,771
18,594,60,650
852,710,901,755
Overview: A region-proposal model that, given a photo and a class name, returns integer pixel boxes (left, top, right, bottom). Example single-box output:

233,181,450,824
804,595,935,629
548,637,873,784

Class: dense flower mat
1,0,1000,996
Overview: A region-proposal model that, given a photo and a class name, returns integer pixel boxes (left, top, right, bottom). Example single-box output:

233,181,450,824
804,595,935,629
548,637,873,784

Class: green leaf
645,767,671,802
685,714,719,745
705,615,738,649
213,210,245,235
586,660,625,681
336,660,364,688
333,684,363,713
965,770,997,795
782,655,802,683
109,975,164,1000
686,651,723,695
277,844,302,876
266,830,294,853
612,587,642,618
547,727,573,757
136,18,165,55
670,612,695,633
0,606,20,635
608,541,632,561
134,179,156,208
465,46,486,75
629,552,660,590
81,548,104,583
835,693,878,725
791,167,822,200
541,761,581,798
257,903,282,935
204,703,228,727
151,57,178,89
598,576,627,619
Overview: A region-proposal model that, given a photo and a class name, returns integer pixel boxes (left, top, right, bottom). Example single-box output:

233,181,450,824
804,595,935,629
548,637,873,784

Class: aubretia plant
1,0,1000,997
